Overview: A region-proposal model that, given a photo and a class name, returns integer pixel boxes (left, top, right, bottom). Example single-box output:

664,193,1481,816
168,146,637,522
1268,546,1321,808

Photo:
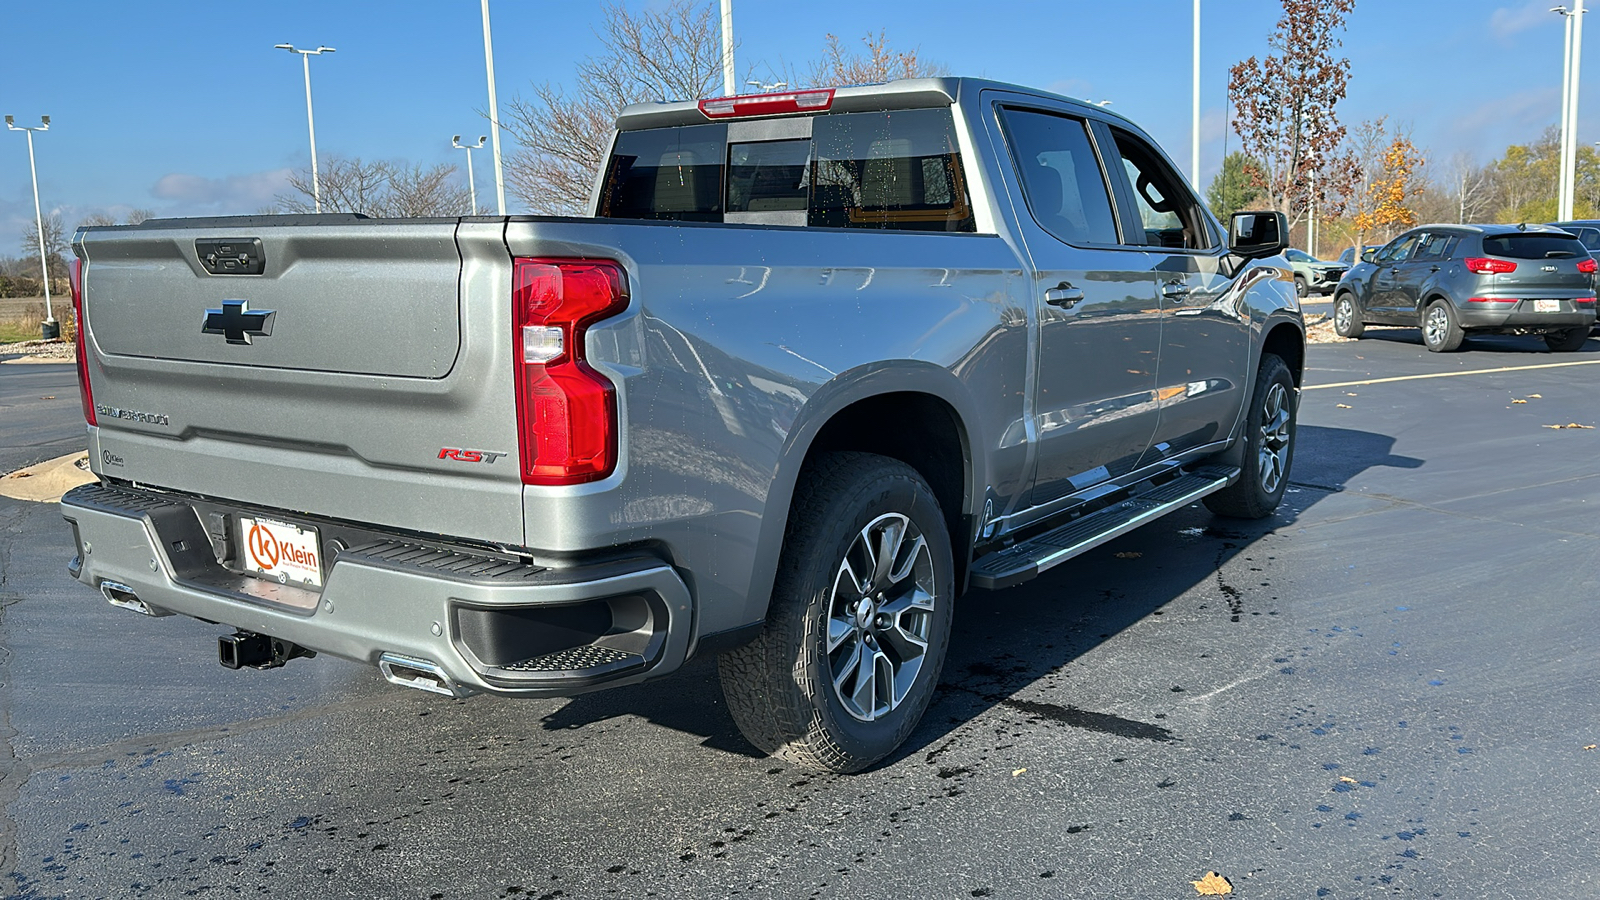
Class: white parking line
1305,357,1600,390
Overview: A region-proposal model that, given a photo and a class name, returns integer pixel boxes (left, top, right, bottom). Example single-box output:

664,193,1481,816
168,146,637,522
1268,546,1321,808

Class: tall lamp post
274,43,336,212
1554,3,1586,221
5,114,57,338
453,135,487,214
480,0,507,215
1192,0,1201,187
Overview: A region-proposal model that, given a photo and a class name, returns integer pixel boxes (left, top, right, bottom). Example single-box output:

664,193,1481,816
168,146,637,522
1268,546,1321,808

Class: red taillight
1576,296,1597,305
1466,297,1518,304
1578,258,1598,273
1464,257,1518,274
71,257,96,426
512,258,628,485
697,89,834,119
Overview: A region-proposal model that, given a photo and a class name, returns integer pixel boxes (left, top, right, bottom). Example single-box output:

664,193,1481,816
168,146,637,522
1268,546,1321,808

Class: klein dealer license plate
1534,299,1561,313
240,516,324,588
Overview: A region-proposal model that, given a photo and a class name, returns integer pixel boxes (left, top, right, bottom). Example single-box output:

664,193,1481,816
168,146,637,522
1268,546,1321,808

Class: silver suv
1333,224,1597,352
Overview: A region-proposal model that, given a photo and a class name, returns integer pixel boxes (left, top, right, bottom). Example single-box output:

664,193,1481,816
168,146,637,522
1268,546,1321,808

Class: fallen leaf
1336,403,1352,409
1584,744,1596,751
8,472,32,479
1544,423,1596,429
1338,776,1359,784
40,395,55,400
1192,871,1233,895
1012,768,1027,777
1512,399,1528,404
1528,393,1542,398
1114,551,1142,559
1344,392,1358,396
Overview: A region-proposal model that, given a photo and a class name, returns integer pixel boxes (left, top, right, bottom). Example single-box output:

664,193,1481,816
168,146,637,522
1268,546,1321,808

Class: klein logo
101,450,125,467
439,447,509,464
246,523,318,572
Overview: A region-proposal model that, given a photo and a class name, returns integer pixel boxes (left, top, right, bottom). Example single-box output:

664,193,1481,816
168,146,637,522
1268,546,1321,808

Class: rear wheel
1294,275,1308,299
1545,327,1590,352
1205,353,1296,519
1333,293,1364,338
719,452,954,773
1421,300,1465,352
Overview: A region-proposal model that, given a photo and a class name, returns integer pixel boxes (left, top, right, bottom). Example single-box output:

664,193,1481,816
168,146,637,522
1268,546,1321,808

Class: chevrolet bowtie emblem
202,299,276,345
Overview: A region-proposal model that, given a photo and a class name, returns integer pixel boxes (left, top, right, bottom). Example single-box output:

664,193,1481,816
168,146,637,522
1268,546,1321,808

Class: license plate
1535,299,1561,312
239,516,324,588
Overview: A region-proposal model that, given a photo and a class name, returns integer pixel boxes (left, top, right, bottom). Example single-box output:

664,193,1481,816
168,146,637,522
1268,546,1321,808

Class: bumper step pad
969,467,1238,590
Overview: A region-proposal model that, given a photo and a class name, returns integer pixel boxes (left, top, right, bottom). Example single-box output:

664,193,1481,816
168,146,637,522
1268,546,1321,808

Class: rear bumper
60,483,693,698
1458,302,1596,330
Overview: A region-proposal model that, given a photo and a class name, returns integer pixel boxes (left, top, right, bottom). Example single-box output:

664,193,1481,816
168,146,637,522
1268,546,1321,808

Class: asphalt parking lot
2,329,1597,899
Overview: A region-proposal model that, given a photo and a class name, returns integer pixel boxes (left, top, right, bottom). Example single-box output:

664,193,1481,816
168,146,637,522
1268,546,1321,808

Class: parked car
1284,248,1346,297
1332,224,1596,352
1546,220,1600,252
1336,245,1383,266
62,77,1305,773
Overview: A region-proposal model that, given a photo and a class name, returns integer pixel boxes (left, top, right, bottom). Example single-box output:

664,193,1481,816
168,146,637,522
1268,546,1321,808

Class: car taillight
1576,296,1597,305
71,257,96,426
1579,258,1598,273
1464,257,1518,274
512,258,628,485
1466,297,1518,304
698,88,834,119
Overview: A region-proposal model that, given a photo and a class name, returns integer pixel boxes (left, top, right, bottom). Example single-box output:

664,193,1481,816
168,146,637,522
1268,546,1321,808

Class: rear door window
996,109,1119,246
1482,233,1585,259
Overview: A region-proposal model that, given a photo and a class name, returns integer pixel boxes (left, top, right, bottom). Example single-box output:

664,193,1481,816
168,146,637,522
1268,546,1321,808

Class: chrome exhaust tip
100,581,171,617
379,653,472,698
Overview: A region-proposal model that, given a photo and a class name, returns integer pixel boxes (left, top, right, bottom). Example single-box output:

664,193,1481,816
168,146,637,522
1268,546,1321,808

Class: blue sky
0,0,1589,254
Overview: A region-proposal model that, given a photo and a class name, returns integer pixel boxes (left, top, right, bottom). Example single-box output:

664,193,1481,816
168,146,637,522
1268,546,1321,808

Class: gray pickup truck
62,77,1303,772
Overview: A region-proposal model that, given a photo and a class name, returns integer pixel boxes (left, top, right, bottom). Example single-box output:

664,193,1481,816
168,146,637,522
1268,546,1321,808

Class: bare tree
1337,116,1396,252
273,157,468,217
804,30,947,87
79,213,118,227
1228,0,1358,229
1441,152,1492,223
21,213,69,280
500,0,725,216
126,208,155,225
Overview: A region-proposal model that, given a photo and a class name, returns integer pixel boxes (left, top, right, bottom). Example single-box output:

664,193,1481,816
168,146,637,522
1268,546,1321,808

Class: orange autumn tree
1354,136,1426,245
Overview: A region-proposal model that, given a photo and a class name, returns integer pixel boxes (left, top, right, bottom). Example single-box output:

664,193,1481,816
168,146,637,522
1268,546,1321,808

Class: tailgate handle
196,238,266,276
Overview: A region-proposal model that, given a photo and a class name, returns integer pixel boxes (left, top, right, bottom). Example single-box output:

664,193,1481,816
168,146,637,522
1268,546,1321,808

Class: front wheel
1545,327,1590,352
719,452,954,773
1204,353,1297,519
1421,300,1465,352
1333,293,1365,338
1294,275,1309,299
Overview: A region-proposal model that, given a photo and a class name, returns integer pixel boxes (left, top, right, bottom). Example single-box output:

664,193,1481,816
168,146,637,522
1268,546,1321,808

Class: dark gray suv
1333,224,1597,352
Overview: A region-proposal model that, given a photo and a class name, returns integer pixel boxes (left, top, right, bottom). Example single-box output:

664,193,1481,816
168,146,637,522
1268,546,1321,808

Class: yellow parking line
1305,357,1600,391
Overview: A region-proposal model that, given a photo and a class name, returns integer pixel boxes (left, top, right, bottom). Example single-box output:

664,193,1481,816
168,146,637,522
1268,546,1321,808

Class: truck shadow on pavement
537,424,1426,768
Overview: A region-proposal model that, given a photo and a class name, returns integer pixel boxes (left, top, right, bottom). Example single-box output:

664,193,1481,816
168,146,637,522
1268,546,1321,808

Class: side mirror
1229,210,1288,259
1360,249,1378,263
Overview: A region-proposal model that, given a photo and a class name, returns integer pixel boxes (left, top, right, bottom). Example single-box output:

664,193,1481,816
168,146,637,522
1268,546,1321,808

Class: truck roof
613,76,1138,132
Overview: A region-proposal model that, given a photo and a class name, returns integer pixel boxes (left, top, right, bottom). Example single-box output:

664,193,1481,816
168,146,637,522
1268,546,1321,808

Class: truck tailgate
75,217,525,546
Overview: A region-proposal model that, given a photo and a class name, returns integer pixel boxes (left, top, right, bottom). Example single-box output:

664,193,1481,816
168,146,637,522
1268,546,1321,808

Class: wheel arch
743,364,980,631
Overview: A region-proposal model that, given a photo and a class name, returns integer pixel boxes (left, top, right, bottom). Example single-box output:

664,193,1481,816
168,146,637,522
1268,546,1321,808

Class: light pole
453,135,487,214
5,114,56,336
746,80,787,93
721,0,736,96
1192,0,1201,187
1553,4,1586,220
274,43,335,212
480,0,507,214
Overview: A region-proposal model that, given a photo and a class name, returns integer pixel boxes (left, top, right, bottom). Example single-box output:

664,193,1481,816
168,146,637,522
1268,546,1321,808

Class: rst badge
439,448,509,464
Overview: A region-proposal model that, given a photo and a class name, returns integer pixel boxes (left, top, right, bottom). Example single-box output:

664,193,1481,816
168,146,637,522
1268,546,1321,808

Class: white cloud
1489,1,1561,37
150,168,292,211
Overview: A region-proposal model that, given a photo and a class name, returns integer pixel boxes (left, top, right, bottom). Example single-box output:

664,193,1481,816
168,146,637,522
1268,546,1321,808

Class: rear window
1481,233,1585,259
598,108,975,232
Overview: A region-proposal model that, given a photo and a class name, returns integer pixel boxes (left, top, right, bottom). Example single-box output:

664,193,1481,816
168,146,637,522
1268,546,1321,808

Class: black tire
1545,327,1590,352
1204,353,1296,519
1294,275,1308,299
1420,300,1465,352
718,452,954,773
1333,292,1365,338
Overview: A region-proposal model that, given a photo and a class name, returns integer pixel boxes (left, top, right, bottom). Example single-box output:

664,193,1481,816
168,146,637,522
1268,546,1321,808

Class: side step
969,467,1239,591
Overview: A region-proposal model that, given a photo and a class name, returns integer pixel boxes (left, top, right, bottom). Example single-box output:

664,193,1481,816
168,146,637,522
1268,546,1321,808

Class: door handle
1044,282,1086,308
1160,280,1191,299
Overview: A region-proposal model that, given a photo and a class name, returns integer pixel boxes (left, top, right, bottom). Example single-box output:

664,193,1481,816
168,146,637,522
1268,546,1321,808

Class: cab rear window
1481,233,1585,259
598,108,975,232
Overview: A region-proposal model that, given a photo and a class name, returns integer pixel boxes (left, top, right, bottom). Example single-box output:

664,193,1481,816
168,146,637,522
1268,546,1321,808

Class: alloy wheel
826,512,937,722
